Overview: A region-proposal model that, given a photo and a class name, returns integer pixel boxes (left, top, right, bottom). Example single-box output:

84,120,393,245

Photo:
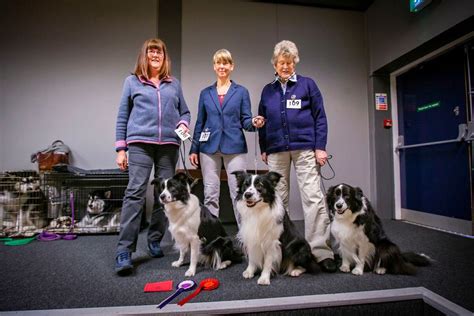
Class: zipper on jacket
158,88,162,142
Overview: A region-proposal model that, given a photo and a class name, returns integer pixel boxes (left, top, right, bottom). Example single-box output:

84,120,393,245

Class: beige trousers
267,149,334,261
199,152,247,224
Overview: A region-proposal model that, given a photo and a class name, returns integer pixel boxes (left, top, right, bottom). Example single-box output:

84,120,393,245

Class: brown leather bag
31,140,70,172
36,152,69,171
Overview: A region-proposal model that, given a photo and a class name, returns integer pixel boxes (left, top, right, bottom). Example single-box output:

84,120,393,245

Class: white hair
271,40,299,65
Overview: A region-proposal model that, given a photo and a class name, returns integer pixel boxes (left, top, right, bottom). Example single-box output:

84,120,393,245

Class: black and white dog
326,183,430,275
233,171,319,285
153,173,242,277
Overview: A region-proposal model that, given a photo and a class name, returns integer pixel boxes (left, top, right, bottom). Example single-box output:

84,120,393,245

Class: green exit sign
417,101,440,112
410,0,432,12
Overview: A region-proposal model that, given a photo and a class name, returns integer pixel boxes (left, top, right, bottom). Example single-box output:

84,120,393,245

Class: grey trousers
267,149,334,262
116,143,178,256
199,152,247,224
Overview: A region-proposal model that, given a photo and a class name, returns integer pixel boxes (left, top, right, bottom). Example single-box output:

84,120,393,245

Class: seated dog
326,183,430,275
232,171,319,285
153,173,242,277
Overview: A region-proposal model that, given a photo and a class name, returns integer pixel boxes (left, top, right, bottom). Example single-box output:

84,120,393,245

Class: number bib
286,99,302,109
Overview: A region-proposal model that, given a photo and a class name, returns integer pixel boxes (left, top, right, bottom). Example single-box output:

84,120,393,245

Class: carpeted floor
0,220,472,313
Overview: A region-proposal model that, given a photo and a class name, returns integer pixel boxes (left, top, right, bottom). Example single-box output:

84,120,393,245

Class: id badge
286,99,302,109
199,131,210,142
174,128,190,141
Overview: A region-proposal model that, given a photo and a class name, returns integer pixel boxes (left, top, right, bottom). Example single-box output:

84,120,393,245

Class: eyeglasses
147,49,164,56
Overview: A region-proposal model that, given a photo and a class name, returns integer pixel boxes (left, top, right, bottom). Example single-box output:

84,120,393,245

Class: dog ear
266,171,282,187
325,185,334,202
174,172,191,185
104,190,112,199
326,185,335,197
325,186,335,216
150,177,162,186
231,170,247,186
355,187,364,201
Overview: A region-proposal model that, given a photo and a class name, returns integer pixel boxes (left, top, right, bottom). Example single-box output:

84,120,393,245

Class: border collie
326,183,430,275
232,171,319,285
152,173,242,277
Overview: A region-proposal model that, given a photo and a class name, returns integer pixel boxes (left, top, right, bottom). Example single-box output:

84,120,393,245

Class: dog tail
201,236,243,265
402,252,431,267
305,256,321,274
284,239,320,274
376,239,418,275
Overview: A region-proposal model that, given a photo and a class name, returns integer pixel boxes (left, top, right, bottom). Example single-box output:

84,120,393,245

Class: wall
182,0,370,220
0,0,157,171
367,0,474,73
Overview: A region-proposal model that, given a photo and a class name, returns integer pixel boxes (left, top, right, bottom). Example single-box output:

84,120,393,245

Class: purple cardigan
258,74,328,155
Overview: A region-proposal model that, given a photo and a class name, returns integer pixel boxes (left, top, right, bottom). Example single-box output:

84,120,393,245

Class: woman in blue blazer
189,49,264,223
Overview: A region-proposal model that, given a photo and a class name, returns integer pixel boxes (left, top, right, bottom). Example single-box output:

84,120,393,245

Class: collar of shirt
272,73,297,85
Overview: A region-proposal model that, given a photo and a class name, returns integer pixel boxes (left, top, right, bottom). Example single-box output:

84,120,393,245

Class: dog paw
340,265,351,273
351,267,363,275
374,267,386,275
171,260,182,267
185,269,195,277
257,276,271,285
242,270,255,279
219,260,231,270
289,267,305,277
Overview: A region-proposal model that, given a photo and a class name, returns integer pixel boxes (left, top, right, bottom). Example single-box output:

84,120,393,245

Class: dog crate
41,168,129,234
0,170,46,237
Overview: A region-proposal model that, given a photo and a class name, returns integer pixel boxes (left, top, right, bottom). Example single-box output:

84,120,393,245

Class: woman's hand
261,152,268,164
189,153,199,168
315,149,328,166
177,123,189,134
252,115,266,128
116,150,128,171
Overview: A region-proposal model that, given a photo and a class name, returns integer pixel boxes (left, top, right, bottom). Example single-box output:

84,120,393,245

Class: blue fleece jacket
115,75,191,151
258,74,328,154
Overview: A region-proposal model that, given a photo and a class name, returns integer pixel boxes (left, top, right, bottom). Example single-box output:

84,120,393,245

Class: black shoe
148,242,164,258
319,258,337,273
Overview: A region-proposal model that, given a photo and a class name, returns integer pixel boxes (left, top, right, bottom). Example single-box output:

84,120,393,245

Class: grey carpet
0,220,472,312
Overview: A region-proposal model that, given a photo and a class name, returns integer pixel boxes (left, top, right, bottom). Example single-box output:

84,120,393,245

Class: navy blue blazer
190,81,255,155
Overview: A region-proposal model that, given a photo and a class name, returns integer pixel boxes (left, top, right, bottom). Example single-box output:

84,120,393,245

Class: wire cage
0,170,46,237
41,169,129,234
0,169,129,237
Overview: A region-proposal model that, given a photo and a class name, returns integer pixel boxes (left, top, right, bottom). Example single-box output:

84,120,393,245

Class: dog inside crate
0,171,47,237
43,173,126,234
75,185,122,233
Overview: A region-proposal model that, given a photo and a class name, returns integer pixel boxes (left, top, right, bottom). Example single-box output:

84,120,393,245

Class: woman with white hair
189,49,264,223
257,40,336,272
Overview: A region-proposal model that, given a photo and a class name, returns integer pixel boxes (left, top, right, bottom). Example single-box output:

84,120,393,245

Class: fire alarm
383,119,392,129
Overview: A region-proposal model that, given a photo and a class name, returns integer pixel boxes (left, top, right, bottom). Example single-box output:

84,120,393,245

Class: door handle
396,123,468,151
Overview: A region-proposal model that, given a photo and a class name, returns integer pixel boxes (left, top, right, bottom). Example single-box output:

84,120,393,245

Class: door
395,41,472,234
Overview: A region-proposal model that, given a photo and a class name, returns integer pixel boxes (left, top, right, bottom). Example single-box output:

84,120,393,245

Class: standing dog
233,171,319,285
326,183,430,275
153,173,241,277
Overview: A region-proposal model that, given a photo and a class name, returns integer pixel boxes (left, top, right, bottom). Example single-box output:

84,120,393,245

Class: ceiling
253,0,375,11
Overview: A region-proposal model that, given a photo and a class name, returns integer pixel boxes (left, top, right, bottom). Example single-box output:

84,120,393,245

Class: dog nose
244,192,253,199
336,203,343,209
159,193,166,201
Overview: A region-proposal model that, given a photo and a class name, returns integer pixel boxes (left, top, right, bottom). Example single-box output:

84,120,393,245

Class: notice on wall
375,93,388,111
